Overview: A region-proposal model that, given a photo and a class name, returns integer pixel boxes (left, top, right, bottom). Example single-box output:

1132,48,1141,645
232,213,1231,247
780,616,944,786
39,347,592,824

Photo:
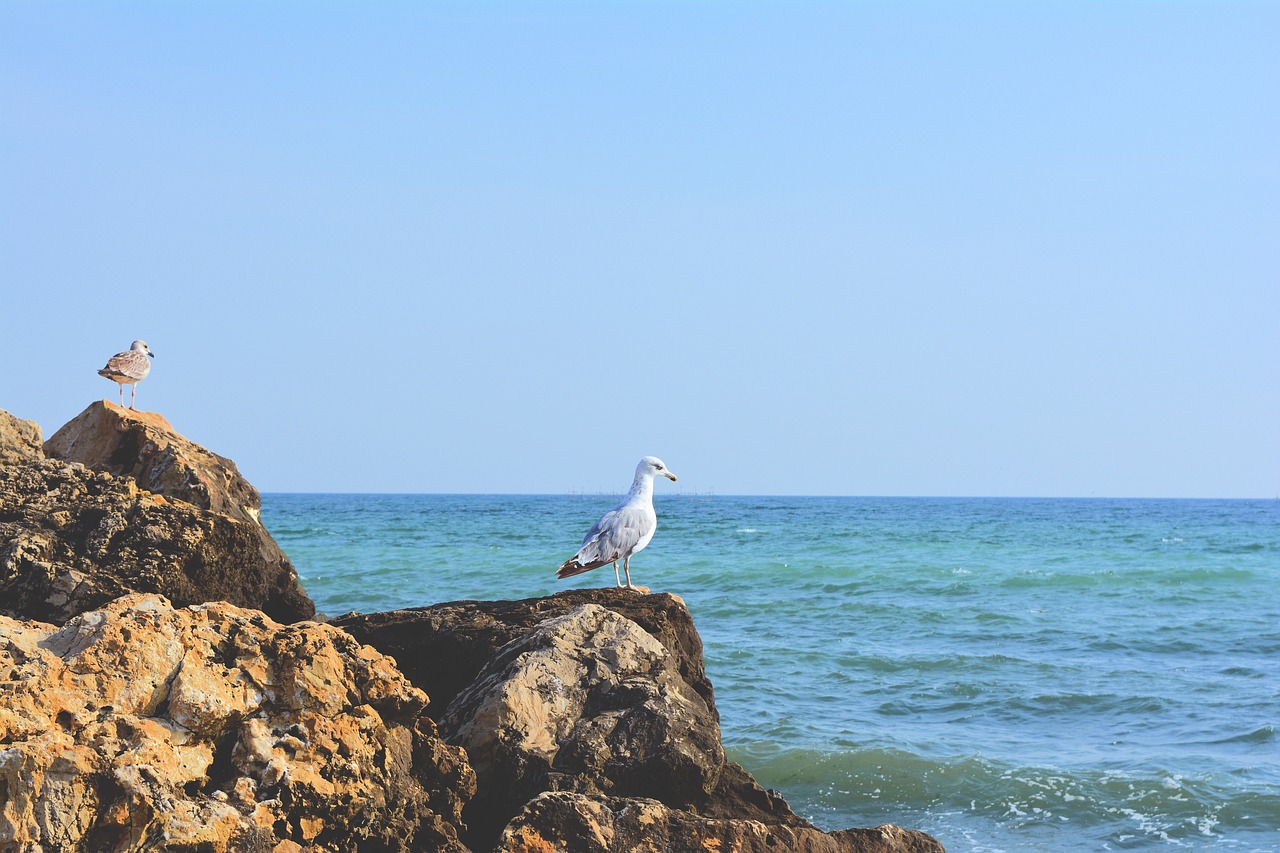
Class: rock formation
333,589,717,724
0,410,42,466
0,405,313,624
1,404,943,852
0,594,473,852
44,401,270,526
335,591,944,853
498,792,945,853
439,604,729,849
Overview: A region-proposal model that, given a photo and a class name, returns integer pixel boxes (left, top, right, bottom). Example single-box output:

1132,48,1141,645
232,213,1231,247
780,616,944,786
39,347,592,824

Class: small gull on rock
98,340,154,409
557,456,678,589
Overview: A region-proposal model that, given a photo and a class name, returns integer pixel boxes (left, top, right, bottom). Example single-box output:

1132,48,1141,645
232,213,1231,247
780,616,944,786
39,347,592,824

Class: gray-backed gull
557,456,678,589
98,340,154,409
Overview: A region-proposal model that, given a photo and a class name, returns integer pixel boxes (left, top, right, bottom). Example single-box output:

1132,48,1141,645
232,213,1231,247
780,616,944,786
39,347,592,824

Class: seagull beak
665,470,678,482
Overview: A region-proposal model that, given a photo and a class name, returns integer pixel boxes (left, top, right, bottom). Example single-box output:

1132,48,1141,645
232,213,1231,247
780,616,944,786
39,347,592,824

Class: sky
2,2,1276,497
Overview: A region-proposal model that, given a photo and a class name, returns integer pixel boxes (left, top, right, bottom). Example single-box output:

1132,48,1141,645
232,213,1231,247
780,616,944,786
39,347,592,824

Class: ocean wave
1201,725,1276,747
726,743,1280,851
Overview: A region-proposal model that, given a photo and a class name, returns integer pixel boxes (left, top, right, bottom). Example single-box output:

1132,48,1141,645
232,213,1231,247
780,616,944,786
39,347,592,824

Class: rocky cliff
0,405,943,852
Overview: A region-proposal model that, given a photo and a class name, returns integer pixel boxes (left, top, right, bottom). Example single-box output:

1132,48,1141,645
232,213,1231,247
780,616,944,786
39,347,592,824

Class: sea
261,494,1279,852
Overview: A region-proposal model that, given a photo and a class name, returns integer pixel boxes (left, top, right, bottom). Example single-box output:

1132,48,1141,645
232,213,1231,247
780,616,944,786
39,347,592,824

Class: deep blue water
262,494,1280,852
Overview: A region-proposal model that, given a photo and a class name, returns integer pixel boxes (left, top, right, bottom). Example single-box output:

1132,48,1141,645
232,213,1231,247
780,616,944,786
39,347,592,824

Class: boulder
497,792,946,853
437,604,728,849
0,594,474,852
43,401,264,524
333,589,716,722
336,591,939,852
0,406,313,625
0,410,43,466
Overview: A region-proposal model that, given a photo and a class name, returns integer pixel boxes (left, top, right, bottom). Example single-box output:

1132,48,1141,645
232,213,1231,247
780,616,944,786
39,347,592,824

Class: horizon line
258,491,1277,501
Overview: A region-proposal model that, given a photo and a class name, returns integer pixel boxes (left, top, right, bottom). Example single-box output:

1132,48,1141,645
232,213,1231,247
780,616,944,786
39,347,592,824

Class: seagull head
639,455,678,483
130,340,155,358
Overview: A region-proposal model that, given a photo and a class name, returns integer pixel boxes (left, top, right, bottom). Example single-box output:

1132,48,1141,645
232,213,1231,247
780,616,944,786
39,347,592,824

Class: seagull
557,456,678,589
98,340,154,409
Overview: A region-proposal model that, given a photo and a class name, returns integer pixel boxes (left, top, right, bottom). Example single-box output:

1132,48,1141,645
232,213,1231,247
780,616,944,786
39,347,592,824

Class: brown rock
334,591,796,842
496,792,946,853
436,604,729,849
0,594,474,852
336,591,936,852
0,409,43,465
333,589,717,724
44,401,263,523
1,403,313,624
0,457,313,624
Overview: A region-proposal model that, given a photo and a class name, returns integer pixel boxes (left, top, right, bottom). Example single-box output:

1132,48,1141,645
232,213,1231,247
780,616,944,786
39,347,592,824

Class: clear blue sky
2,2,1276,497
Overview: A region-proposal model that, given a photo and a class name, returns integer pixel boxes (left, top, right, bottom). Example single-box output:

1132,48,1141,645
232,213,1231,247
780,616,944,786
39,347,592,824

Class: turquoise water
262,495,1280,852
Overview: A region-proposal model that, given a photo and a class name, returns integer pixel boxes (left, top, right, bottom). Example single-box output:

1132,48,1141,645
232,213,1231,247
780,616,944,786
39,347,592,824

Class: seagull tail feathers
556,556,607,579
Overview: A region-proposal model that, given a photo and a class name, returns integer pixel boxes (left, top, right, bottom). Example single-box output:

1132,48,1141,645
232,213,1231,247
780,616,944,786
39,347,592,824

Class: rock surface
2,405,945,852
497,792,946,853
0,594,473,852
336,591,942,853
0,410,43,466
438,604,730,849
44,401,267,526
334,589,716,723
0,406,313,625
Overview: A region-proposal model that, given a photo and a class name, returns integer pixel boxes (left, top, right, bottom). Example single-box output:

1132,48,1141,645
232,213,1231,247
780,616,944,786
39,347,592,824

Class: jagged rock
333,589,716,722
2,406,946,851
0,406,313,624
497,792,946,853
334,591,795,840
436,604,727,849
335,591,935,852
0,410,42,466
0,594,475,852
44,401,264,525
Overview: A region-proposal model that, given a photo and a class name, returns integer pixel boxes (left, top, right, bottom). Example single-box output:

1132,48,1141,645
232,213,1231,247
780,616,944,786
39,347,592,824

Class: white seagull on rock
98,340,154,409
557,456,678,589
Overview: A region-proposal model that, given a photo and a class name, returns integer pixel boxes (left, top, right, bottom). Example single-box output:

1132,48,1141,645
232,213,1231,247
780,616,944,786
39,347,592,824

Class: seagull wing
99,350,151,381
557,501,655,578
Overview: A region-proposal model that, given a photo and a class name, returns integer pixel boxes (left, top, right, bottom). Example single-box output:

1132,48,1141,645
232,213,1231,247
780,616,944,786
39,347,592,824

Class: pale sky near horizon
2,2,1276,497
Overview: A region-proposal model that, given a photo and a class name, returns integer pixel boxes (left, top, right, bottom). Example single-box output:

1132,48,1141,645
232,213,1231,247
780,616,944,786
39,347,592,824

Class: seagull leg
130,384,137,409
623,557,633,589
613,562,621,587
118,385,125,407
